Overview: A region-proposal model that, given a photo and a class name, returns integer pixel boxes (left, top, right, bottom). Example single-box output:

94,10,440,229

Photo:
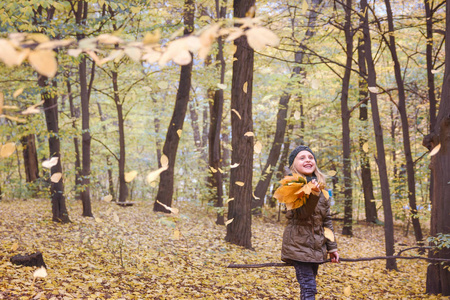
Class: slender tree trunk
357,37,377,223
21,134,39,183
425,3,450,294
152,95,163,168
225,0,255,249
340,0,353,236
252,0,323,210
154,0,194,213
112,70,128,203
383,0,423,246
361,0,397,270
66,76,82,200
209,0,226,224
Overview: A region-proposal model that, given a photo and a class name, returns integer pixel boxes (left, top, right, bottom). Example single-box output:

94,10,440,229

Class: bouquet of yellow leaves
273,173,329,210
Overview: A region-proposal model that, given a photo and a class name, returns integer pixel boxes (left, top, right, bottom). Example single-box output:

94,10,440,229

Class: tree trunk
383,0,423,246
66,76,82,200
425,3,450,294
340,0,354,237
21,134,39,183
361,0,397,270
252,0,323,210
154,0,194,213
225,0,255,249
40,76,70,223
112,70,128,203
357,37,377,223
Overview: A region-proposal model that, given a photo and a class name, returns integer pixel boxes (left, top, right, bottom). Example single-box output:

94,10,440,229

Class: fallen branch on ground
227,255,450,268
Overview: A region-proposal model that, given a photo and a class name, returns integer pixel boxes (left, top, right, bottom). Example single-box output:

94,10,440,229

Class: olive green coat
281,192,338,264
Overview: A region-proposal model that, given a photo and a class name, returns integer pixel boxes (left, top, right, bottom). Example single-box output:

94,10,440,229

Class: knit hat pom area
288,145,316,167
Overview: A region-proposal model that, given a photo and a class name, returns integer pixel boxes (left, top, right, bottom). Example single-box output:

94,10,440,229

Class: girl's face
293,150,316,176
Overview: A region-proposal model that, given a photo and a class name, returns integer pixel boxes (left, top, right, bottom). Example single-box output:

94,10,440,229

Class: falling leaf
68,48,83,57
217,83,227,90
11,242,19,251
160,154,169,168
143,29,160,45
113,212,120,223
225,218,234,226
244,132,254,137
245,27,280,51
429,143,441,157
230,163,239,168
95,217,103,223
252,192,260,200
294,111,301,120
235,181,244,186
362,142,369,153
209,166,217,173
124,47,142,62
35,39,75,50
125,170,138,182
431,69,439,74
301,0,308,14
226,198,234,204
254,141,262,154
97,34,123,44
50,172,62,183
28,50,57,78
104,195,113,202
4,115,26,123
156,200,179,215
218,168,223,173
0,143,16,158
243,82,248,93
146,166,168,183
368,86,378,93
322,189,330,200
158,81,169,89
33,267,48,279
0,39,21,67
311,79,319,90
13,88,24,98
344,286,351,297
177,129,182,137
231,109,241,120
173,229,180,240
327,170,337,176
22,100,44,115
324,227,335,242
42,157,59,169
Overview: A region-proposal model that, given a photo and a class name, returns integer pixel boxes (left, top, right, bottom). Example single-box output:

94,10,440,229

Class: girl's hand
330,251,340,263
311,179,321,192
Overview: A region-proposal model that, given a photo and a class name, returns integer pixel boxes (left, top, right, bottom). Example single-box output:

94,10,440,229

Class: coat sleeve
323,199,338,252
285,192,320,220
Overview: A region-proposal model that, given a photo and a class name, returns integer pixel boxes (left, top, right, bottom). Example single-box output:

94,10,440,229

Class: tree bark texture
67,76,82,200
154,0,194,213
252,0,323,210
20,134,39,183
225,0,255,249
357,37,377,223
340,0,354,236
361,0,397,270
425,2,450,294
383,0,423,246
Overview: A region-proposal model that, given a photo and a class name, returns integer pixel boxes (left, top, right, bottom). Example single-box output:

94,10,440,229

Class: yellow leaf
294,111,301,120
160,154,169,167
42,157,59,169
104,195,113,202
230,163,240,168
50,172,62,183
311,79,319,90
124,170,138,182
0,142,16,158
231,109,241,120
301,0,308,14
157,81,169,89
226,198,234,204
33,267,48,279
97,34,123,45
11,242,19,251
368,86,378,93
124,47,142,62
4,115,27,123
327,170,337,176
429,143,441,157
324,227,335,242
173,229,180,240
177,129,182,138
146,166,168,183
156,200,179,215
0,39,21,67
245,27,280,51
343,286,351,297
243,82,248,93
95,217,103,223
322,189,330,200
225,218,234,226
363,142,369,153
252,192,260,200
217,83,227,90
28,50,57,78
143,29,160,45
254,141,262,154
209,166,217,173
13,88,24,99
235,181,244,186
244,132,254,137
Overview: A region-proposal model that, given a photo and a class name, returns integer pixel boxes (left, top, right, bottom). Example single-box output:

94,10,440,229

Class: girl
281,145,339,300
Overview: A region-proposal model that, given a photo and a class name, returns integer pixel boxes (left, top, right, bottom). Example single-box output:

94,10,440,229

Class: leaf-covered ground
0,199,445,299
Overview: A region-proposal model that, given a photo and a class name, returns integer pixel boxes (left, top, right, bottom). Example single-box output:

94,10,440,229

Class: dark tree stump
10,252,47,268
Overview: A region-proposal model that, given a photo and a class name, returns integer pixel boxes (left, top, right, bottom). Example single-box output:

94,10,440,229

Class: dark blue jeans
293,261,319,300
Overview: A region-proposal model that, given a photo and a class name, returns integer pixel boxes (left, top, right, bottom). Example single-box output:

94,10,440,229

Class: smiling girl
281,145,339,300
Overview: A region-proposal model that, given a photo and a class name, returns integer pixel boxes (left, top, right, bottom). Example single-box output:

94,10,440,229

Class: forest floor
0,198,445,300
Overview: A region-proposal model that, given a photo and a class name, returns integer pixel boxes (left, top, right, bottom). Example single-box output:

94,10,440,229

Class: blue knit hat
288,145,316,167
